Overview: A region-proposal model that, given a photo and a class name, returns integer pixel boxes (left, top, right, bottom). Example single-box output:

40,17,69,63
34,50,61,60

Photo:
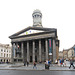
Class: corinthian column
53,39,56,63
11,43,15,63
27,41,29,62
33,40,35,62
39,39,42,62
45,39,48,60
21,42,24,59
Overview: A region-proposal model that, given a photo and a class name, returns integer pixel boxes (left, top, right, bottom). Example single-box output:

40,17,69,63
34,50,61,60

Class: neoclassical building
9,10,59,63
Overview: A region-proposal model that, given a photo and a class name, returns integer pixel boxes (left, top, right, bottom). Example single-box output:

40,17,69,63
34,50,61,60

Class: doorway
35,56,37,62
30,56,32,62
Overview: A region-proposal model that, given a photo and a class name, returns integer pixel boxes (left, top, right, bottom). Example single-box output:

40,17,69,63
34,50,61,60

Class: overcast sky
0,0,75,51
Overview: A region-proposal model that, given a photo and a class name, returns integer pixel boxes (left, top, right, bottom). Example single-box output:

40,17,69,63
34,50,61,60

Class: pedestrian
45,60,49,69
58,59,60,66
27,61,29,66
24,61,26,66
61,58,64,67
55,59,58,64
33,61,37,69
45,60,47,64
69,58,75,69
49,59,52,67
64,59,66,67
59,59,62,66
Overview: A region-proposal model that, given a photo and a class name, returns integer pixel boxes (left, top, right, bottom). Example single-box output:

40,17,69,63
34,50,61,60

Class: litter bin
45,64,49,69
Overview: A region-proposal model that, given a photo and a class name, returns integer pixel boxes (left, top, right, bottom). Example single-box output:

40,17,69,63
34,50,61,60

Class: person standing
48,59,52,67
64,59,66,67
27,61,29,67
58,59,60,66
45,60,49,69
61,58,64,67
69,58,75,69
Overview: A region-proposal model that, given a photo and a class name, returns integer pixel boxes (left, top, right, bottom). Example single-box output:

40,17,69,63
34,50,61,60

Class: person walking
69,58,75,69
33,61,37,69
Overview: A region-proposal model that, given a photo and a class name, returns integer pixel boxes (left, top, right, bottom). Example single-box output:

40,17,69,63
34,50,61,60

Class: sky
0,0,75,51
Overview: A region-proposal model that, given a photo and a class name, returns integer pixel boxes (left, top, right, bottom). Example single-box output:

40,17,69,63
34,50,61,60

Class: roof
9,26,57,39
0,43,11,49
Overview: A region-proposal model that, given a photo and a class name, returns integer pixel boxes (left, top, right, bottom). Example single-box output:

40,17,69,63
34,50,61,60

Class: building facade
68,48,74,59
63,50,68,60
59,51,63,59
59,45,75,60
0,43,11,63
9,10,59,63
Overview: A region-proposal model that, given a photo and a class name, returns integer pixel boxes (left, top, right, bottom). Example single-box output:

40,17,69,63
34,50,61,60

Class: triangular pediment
9,26,56,39
18,29,44,36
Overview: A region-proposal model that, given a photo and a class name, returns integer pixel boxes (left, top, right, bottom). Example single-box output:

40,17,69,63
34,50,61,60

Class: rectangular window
4,50,6,52
7,50,8,52
1,49,3,52
7,54,8,57
1,53,3,57
9,50,11,53
4,54,5,57
9,54,10,57
9,54,11,57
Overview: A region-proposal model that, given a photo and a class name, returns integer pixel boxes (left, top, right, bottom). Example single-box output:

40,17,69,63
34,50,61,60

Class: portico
11,38,56,63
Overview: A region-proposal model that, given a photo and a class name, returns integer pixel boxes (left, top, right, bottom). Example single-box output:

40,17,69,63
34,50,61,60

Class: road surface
0,70,75,75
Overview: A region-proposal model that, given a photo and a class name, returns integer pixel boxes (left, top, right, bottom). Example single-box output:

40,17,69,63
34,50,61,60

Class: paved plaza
0,61,75,71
